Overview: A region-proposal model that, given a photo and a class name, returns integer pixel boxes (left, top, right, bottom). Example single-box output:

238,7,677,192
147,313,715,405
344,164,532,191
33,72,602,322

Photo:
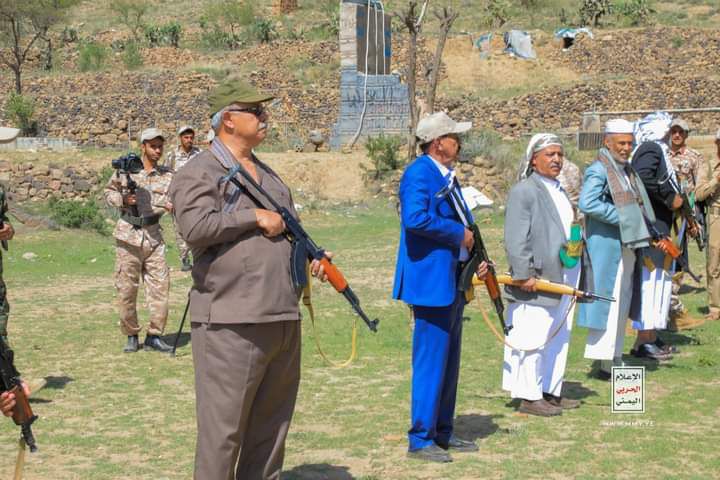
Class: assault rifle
473,274,615,303
457,223,510,335
220,164,379,333
0,338,37,452
679,191,705,250
643,214,700,282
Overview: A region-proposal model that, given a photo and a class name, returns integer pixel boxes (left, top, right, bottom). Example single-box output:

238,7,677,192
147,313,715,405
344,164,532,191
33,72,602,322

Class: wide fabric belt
121,212,161,227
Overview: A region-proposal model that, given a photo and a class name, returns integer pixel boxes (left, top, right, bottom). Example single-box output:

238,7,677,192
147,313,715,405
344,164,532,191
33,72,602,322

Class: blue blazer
392,155,468,307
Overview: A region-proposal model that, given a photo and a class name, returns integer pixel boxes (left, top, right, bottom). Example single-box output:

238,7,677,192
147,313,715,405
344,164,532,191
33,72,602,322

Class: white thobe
631,263,672,331
584,247,636,360
502,175,579,400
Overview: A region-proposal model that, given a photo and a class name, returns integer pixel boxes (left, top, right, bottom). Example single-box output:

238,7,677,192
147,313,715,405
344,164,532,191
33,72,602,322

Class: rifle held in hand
0,338,38,452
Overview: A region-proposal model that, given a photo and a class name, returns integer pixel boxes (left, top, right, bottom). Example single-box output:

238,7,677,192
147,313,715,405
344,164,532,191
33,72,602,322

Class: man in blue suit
393,112,488,463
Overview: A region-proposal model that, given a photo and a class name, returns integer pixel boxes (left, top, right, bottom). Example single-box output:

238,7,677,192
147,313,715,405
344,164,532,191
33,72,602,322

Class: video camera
111,152,143,173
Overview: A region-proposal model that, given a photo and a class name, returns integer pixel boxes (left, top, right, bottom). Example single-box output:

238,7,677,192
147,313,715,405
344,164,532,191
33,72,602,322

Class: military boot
123,335,139,353
144,335,173,353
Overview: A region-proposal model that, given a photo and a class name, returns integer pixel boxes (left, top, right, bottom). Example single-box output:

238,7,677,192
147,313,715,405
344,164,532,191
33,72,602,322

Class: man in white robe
502,134,590,416
578,119,658,378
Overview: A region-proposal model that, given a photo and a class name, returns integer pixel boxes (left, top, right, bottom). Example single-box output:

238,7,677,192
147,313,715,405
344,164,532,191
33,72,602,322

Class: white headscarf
518,133,563,180
631,111,678,192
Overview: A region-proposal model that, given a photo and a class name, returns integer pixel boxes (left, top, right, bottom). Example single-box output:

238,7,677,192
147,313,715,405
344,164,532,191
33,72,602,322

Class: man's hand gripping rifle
643,214,701,282
220,165,379,332
670,176,705,250
0,338,37,452
458,223,510,335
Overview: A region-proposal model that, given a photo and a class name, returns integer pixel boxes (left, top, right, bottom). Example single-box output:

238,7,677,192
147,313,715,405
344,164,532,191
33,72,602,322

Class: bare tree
426,6,457,113
0,0,77,94
395,0,429,162
110,0,149,43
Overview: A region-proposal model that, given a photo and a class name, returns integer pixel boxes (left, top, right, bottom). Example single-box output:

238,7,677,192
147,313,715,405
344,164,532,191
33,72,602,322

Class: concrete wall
331,0,410,149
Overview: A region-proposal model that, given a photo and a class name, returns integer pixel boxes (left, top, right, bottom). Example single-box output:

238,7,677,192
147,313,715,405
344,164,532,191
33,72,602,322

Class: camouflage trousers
173,217,191,263
669,272,684,318
707,213,720,318
114,240,169,336
0,269,9,337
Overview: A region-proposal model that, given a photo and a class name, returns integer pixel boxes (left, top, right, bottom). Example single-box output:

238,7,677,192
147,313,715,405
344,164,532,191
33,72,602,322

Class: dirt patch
437,34,580,100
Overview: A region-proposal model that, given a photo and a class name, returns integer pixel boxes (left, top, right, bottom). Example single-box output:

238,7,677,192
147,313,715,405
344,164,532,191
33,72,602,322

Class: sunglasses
225,106,265,117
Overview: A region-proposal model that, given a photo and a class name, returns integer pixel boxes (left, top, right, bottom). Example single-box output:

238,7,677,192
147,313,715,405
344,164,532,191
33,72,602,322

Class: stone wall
0,161,101,202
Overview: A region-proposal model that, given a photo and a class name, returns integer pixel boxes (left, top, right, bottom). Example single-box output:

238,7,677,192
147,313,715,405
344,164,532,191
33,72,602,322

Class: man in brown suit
170,80,329,480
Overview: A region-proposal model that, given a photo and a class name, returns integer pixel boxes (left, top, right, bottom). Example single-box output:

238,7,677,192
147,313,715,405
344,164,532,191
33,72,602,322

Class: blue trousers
408,291,465,451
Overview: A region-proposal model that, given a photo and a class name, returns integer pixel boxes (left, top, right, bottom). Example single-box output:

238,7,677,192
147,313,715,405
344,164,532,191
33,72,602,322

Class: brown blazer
169,149,301,324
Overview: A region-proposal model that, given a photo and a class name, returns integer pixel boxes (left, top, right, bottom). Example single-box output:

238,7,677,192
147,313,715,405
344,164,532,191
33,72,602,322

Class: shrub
48,197,109,236
579,0,613,27
364,134,403,179
617,0,655,26
123,41,144,70
460,129,523,188
5,93,37,136
144,21,182,48
199,0,254,50
251,18,276,44
78,41,108,71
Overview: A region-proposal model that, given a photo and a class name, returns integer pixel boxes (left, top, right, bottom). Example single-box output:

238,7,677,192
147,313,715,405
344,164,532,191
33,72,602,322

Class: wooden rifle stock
0,339,38,452
473,274,615,302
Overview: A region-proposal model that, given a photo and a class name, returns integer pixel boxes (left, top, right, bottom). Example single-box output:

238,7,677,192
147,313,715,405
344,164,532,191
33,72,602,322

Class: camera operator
103,128,174,353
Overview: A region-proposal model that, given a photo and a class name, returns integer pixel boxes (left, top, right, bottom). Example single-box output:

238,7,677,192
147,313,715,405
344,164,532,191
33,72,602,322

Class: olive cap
208,80,274,114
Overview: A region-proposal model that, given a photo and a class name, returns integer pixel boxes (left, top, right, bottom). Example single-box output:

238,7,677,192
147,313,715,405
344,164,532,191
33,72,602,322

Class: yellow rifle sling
301,263,357,368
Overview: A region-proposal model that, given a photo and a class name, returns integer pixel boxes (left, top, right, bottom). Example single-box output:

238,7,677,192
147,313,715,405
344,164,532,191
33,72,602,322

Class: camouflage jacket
558,160,582,208
165,146,201,172
103,166,173,247
668,146,708,193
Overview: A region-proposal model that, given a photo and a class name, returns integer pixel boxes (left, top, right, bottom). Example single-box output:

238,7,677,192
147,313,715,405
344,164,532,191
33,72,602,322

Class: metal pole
170,292,191,356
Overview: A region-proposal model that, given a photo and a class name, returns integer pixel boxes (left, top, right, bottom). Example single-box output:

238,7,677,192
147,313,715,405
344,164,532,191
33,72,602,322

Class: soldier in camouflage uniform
0,186,15,345
0,126,18,344
666,118,707,331
104,128,174,353
165,125,201,272
557,159,582,209
697,128,720,321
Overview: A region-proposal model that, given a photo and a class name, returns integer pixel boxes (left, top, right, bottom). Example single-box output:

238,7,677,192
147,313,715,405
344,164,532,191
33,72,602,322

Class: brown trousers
707,213,720,315
192,320,301,480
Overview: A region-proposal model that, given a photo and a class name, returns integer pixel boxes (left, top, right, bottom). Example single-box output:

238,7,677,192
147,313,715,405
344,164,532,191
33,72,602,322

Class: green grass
1,199,718,478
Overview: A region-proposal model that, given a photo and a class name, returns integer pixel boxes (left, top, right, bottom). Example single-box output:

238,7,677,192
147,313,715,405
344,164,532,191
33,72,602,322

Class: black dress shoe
123,335,139,353
407,444,452,463
631,343,672,361
437,436,479,452
654,338,679,354
144,335,173,353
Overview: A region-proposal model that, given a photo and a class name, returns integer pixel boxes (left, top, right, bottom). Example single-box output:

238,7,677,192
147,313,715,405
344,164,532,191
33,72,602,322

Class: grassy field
0,198,718,479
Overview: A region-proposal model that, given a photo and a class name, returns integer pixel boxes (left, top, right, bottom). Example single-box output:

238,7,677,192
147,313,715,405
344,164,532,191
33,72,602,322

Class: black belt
121,212,161,227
